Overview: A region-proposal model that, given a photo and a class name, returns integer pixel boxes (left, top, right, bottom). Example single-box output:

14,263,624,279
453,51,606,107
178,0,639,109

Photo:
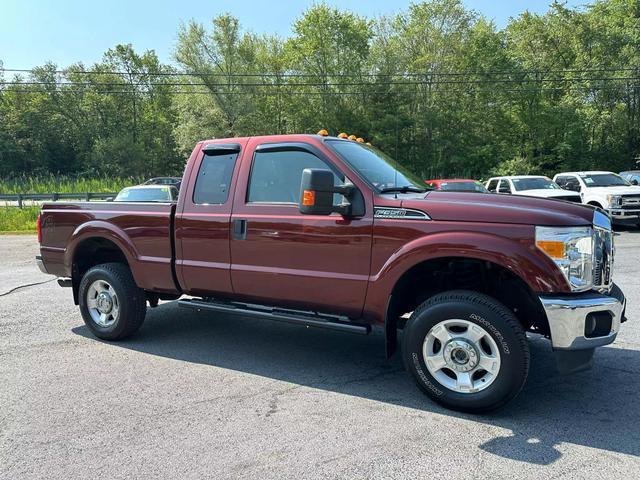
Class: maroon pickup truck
37,134,627,412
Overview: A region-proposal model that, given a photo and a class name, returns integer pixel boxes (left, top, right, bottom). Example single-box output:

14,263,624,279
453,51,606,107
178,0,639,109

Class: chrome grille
593,226,614,292
621,195,640,207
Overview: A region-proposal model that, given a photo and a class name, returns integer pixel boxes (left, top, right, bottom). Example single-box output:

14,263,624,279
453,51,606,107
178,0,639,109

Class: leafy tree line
1,0,638,182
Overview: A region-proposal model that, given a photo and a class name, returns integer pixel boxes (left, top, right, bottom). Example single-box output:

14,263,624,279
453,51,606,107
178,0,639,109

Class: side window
487,179,498,192
248,149,343,204
563,176,581,192
498,180,511,194
193,152,238,204
555,176,568,188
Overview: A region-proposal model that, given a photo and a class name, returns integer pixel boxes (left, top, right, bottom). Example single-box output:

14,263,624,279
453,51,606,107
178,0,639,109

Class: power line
3,85,637,96
2,66,639,78
2,76,640,88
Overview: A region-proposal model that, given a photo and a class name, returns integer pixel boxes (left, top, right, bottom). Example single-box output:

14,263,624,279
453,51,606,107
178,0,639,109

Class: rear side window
498,180,512,193
193,152,238,204
487,179,498,192
247,149,343,204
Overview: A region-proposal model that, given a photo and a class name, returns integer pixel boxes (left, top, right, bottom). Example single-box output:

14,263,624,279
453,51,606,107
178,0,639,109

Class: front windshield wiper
380,185,427,194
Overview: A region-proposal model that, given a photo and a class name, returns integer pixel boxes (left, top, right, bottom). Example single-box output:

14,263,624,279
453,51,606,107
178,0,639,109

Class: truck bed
39,202,178,293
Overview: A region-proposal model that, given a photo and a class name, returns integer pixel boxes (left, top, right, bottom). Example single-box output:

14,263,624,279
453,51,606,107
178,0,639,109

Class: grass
0,175,142,194
0,206,40,232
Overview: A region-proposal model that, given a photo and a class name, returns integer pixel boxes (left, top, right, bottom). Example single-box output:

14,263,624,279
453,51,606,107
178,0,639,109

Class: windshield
439,181,487,192
511,177,560,191
580,173,630,187
326,140,425,192
115,187,174,202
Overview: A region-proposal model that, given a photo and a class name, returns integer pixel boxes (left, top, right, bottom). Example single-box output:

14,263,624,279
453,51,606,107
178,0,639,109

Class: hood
584,186,640,195
399,191,594,226
514,189,580,199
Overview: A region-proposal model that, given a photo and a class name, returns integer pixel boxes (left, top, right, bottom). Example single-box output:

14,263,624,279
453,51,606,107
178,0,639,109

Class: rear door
229,139,373,317
175,141,245,296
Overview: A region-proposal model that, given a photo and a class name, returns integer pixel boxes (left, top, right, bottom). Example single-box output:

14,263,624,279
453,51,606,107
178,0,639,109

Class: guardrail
0,192,118,208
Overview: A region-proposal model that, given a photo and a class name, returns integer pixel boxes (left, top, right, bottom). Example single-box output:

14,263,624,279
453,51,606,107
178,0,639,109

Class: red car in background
425,178,488,193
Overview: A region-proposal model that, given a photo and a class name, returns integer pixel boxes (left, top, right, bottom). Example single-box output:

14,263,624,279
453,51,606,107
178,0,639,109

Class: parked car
554,171,640,225
425,179,488,193
485,175,581,202
114,185,179,203
143,176,182,189
36,134,626,413
620,171,640,186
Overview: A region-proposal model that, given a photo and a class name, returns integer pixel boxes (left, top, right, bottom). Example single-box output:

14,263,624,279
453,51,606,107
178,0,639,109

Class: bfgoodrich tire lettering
402,290,530,413
78,263,146,340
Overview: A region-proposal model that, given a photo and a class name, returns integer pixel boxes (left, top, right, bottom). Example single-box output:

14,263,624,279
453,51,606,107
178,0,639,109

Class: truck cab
37,134,627,412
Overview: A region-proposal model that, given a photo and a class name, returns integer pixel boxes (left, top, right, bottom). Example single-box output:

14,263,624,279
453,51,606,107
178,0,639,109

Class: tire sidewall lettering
412,352,443,396
469,312,510,355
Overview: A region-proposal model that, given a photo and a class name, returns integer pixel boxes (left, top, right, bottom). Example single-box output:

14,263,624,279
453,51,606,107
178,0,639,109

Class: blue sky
1,0,582,70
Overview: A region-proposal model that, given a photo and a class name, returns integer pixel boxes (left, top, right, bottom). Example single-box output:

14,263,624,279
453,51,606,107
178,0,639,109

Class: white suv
553,171,640,225
485,176,581,202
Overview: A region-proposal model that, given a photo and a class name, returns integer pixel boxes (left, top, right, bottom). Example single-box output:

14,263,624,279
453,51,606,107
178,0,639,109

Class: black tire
401,290,529,413
78,262,146,340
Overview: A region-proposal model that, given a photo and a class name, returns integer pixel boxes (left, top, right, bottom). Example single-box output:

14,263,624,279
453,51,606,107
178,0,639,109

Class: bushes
0,176,140,194
0,207,40,232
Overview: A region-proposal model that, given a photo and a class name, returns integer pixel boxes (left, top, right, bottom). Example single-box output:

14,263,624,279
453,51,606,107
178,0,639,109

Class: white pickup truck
485,175,582,202
554,171,640,226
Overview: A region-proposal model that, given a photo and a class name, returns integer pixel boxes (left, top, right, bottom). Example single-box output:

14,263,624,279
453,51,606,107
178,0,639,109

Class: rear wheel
402,290,529,413
79,263,146,340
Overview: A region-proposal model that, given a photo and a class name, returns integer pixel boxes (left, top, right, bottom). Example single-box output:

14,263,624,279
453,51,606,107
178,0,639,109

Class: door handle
233,219,247,240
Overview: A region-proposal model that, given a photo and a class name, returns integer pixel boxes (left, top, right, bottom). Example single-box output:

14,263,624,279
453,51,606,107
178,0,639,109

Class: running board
178,298,370,335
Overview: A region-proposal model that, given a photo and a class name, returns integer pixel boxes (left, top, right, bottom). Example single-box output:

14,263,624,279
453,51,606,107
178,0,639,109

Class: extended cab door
175,140,246,296
229,139,373,318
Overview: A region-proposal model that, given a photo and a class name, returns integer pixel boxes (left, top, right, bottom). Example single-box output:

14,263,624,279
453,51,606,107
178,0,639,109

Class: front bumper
539,284,626,350
608,208,640,224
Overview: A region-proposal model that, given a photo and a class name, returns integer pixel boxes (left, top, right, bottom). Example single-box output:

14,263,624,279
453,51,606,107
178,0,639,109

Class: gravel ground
1,231,639,479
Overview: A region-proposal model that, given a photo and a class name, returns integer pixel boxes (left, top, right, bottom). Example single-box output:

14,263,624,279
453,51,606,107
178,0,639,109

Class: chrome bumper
608,208,640,221
35,255,48,274
539,285,626,350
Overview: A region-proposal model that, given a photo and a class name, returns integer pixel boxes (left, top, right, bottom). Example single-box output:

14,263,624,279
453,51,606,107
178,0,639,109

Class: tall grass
0,175,143,194
0,206,40,232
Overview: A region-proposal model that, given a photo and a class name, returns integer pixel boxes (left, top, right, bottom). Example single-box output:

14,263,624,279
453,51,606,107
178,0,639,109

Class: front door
229,139,373,318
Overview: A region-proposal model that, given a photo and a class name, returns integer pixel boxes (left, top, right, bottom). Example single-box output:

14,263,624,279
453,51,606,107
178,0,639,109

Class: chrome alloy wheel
86,280,120,328
423,319,501,393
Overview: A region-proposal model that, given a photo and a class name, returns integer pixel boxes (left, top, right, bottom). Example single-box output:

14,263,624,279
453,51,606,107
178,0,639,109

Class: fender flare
65,220,143,286
371,230,568,294
369,230,569,358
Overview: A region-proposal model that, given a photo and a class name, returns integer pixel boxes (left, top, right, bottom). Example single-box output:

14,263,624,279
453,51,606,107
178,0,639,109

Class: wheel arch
66,222,140,304
382,254,550,358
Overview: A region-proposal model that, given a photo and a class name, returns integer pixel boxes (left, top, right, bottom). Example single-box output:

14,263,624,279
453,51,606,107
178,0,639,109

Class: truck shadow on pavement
72,303,639,465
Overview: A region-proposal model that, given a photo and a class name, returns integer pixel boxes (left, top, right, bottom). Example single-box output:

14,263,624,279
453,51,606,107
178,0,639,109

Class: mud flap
554,348,595,375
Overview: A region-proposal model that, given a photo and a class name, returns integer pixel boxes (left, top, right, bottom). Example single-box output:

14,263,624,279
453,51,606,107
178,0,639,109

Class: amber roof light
317,129,329,136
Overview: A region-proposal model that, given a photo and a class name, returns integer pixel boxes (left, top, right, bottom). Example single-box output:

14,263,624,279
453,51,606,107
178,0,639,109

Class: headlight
606,194,621,207
535,226,594,292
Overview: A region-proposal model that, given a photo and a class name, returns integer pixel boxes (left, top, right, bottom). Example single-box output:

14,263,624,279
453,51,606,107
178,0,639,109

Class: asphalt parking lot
1,231,639,479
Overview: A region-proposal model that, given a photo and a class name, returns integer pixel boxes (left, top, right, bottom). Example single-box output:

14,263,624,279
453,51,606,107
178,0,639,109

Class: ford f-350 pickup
36,133,627,412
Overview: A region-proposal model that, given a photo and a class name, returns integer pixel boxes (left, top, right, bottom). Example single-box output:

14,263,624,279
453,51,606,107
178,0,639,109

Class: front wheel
78,262,146,340
402,290,530,413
